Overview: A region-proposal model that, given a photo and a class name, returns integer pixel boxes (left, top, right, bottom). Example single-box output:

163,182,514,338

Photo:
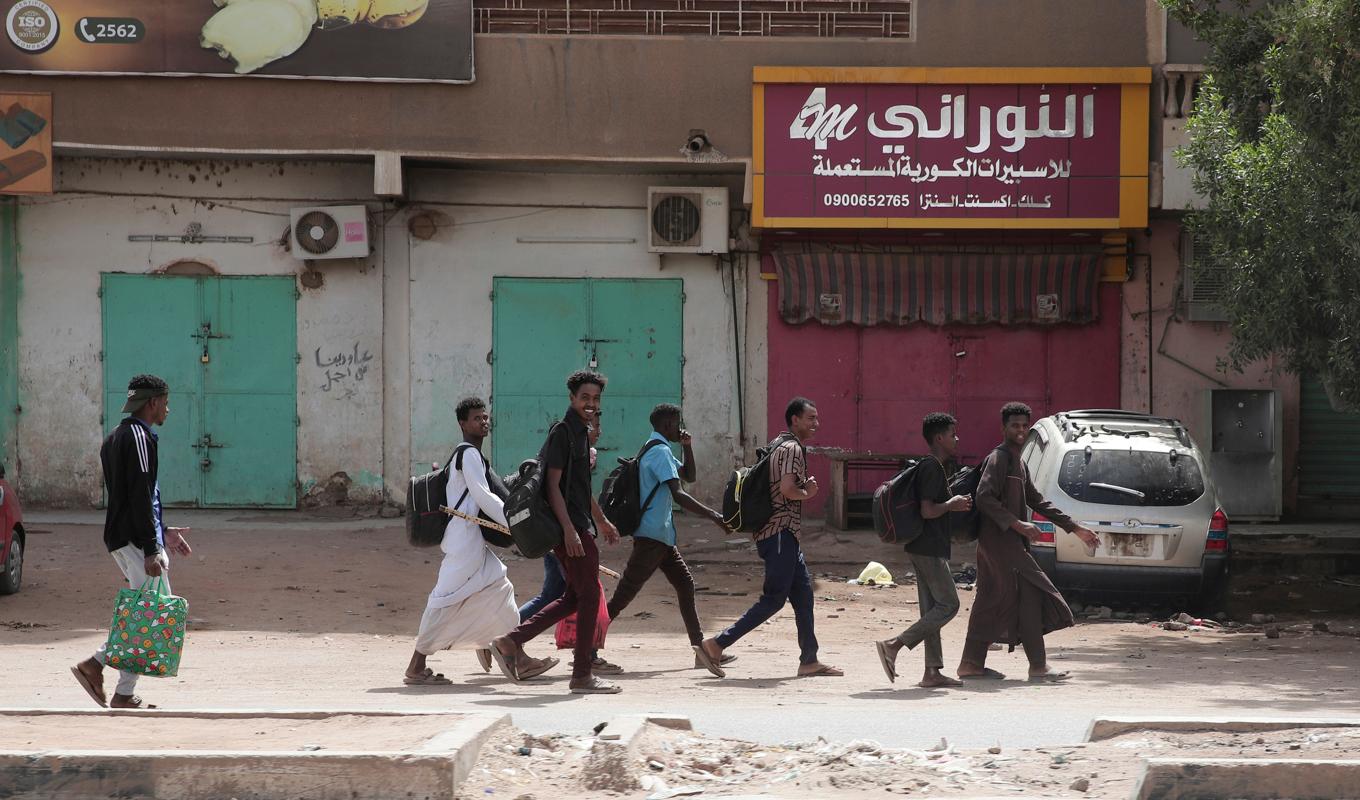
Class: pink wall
767,277,1122,515
1120,220,1300,512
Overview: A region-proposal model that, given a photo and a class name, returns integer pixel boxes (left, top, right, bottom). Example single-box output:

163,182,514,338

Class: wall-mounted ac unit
289,205,370,260
647,187,729,254
1181,229,1229,322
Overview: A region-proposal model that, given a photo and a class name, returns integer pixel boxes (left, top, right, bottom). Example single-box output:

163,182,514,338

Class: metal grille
1183,230,1229,322
652,194,702,244
474,0,913,37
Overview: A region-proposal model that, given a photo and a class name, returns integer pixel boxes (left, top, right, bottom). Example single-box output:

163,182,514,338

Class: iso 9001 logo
7,0,59,53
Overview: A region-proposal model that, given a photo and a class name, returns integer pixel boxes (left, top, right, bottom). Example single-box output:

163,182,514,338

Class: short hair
785,396,815,428
650,403,681,429
1001,402,1033,424
127,374,169,396
567,370,607,395
455,396,486,422
922,412,957,444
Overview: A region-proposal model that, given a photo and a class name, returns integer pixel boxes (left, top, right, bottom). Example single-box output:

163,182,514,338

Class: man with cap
70,374,192,709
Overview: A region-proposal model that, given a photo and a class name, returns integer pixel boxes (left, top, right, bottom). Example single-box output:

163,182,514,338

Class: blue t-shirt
635,432,681,546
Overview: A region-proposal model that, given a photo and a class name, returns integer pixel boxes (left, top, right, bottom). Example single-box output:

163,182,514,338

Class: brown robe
965,443,1077,646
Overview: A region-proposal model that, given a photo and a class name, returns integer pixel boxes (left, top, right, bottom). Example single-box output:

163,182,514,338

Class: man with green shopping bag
71,374,192,709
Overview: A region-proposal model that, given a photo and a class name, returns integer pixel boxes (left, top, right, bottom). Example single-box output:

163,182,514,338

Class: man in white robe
405,397,543,684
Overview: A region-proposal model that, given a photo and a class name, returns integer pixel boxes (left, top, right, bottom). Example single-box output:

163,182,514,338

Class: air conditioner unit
647,187,729,254
289,205,370,260
1181,229,1229,322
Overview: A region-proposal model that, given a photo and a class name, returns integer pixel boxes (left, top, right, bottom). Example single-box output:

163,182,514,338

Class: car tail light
1031,512,1057,545
1206,509,1229,552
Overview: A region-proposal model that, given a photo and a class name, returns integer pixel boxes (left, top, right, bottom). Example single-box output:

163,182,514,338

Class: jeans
607,536,702,646
714,530,819,664
93,544,172,696
508,534,603,680
896,554,960,669
518,553,566,622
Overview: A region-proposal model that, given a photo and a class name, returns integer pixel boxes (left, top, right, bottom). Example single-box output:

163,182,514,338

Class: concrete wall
1121,219,1300,513
400,167,750,503
5,1,1151,161
13,157,386,506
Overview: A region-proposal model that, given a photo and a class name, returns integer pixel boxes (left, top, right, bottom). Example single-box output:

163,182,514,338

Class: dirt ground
470,723,1360,799
3,513,1360,798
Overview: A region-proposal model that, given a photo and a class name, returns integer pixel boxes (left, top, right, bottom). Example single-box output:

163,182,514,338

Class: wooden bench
808,448,916,530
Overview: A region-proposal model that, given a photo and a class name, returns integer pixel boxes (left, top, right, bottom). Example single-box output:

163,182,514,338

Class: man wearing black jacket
70,374,191,709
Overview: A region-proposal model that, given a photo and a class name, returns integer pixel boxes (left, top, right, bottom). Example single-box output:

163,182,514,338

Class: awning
773,250,1103,327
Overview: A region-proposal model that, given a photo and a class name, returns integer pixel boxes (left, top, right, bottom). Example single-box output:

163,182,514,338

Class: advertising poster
0,91,51,195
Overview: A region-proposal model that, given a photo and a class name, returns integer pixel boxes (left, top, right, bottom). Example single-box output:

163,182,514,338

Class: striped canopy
773,250,1103,327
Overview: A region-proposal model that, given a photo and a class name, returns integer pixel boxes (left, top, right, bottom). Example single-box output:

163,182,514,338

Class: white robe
415,445,519,655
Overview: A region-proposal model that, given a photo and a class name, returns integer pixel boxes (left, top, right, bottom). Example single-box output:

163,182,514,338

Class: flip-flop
1028,671,1072,683
109,695,157,709
519,656,560,680
875,641,898,683
569,678,622,694
798,664,844,677
70,665,107,708
475,648,492,673
960,668,1007,680
692,652,738,669
403,671,452,686
691,645,726,678
489,646,521,682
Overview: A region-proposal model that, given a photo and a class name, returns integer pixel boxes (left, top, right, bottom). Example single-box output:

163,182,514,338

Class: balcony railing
474,0,914,37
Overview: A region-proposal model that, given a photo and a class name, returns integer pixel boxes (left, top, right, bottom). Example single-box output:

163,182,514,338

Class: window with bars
1182,229,1230,323
473,0,913,38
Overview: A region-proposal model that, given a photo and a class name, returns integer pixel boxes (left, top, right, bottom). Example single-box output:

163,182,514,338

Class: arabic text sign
755,69,1150,228
0,0,472,83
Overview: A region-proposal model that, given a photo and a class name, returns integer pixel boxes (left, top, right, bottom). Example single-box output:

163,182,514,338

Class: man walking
875,412,972,687
490,371,623,694
71,374,191,709
405,397,531,686
694,397,842,679
958,402,1099,682
601,403,733,670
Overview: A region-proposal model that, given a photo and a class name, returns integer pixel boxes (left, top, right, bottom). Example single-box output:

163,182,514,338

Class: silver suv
1021,410,1229,608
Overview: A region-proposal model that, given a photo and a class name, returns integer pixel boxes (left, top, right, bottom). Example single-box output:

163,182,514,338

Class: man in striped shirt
694,397,843,678
71,374,191,709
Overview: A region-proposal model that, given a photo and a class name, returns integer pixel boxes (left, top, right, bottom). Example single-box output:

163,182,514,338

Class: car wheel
0,534,21,595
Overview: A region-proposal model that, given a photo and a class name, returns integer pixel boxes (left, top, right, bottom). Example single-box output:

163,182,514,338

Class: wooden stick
440,504,622,579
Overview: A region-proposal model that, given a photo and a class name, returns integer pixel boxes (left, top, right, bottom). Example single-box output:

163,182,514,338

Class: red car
0,463,24,595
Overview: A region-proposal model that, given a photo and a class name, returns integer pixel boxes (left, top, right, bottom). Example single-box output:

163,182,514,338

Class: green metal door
0,200,17,471
102,274,297,507
1298,374,1360,515
491,277,684,494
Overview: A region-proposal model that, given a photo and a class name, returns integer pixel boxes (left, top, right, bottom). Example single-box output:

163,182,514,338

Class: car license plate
1099,532,1156,558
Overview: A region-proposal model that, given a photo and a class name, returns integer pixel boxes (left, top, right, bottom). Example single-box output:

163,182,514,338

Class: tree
1164,0,1360,410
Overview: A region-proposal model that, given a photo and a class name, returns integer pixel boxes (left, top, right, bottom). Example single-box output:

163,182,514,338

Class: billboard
0,0,472,82
0,91,51,195
754,67,1151,229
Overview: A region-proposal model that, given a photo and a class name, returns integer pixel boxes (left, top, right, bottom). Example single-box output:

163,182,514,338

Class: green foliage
1163,0,1360,409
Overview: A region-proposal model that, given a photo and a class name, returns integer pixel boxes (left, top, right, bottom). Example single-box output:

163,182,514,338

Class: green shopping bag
103,578,188,677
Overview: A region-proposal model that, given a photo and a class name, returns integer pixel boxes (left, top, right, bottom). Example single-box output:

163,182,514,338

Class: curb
1135,757,1360,800
0,708,509,800
596,713,693,746
1086,716,1360,741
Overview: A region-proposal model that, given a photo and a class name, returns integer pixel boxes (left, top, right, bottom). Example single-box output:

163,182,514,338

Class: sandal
875,641,898,683
403,669,452,686
1028,670,1072,683
475,648,492,673
693,652,738,669
489,645,521,682
70,664,107,708
692,645,726,678
110,694,157,709
960,667,1007,680
798,663,844,677
569,677,621,694
518,656,560,680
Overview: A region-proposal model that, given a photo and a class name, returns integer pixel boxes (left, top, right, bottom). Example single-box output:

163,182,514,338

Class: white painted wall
402,168,749,504
14,157,385,506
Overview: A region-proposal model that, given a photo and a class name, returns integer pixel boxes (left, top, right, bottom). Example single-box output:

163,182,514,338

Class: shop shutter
1298,373,1360,512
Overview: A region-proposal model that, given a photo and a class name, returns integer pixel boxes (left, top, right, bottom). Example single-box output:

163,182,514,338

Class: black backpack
406,444,513,549
871,459,924,545
722,433,799,534
948,446,1004,542
503,422,574,559
599,439,670,536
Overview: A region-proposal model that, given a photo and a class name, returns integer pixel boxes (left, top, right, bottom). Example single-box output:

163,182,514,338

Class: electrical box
1203,389,1282,520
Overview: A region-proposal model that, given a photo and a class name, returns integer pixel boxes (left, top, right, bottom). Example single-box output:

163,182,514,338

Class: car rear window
1057,449,1205,507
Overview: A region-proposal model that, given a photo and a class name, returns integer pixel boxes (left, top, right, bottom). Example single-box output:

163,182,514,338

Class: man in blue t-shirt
603,403,732,670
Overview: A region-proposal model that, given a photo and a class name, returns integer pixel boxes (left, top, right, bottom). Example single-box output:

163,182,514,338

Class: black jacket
101,418,161,557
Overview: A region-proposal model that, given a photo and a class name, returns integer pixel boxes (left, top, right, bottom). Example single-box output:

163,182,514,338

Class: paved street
4,512,1359,750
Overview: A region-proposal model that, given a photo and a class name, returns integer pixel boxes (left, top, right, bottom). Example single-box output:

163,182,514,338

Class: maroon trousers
507,531,601,679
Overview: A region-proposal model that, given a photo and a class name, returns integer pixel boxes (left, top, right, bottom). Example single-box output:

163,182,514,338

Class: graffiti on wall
315,342,372,396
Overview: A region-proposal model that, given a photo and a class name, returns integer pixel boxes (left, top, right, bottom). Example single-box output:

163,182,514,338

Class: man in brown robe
958,402,1098,682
